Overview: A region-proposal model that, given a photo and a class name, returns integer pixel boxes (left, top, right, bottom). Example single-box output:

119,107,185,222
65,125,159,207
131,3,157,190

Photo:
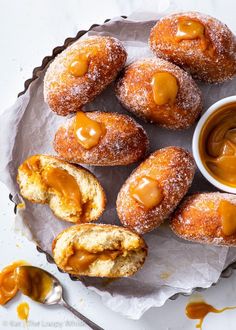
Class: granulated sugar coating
44,36,127,116
170,192,236,246
115,57,202,130
116,146,195,234
149,12,236,83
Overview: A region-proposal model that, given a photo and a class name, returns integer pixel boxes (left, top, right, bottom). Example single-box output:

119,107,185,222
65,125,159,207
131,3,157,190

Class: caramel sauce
73,111,106,149
67,249,121,272
15,266,53,303
20,156,82,211
199,103,236,187
130,176,163,210
20,155,40,175
160,272,171,280
151,72,178,106
17,302,30,321
0,261,27,305
69,54,89,77
186,300,236,330
176,19,205,40
42,166,81,209
176,19,209,51
17,203,25,209
219,200,236,236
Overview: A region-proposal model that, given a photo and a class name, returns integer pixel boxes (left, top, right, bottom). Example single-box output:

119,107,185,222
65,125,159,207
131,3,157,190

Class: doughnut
44,36,127,115
52,224,147,277
170,192,236,246
115,58,202,129
53,111,149,166
149,12,236,83
17,155,106,223
116,146,195,234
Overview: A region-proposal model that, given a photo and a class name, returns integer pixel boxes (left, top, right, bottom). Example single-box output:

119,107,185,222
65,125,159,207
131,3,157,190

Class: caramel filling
20,155,40,174
199,104,236,187
218,200,236,236
15,266,53,303
130,176,163,210
186,300,236,330
0,261,27,305
42,167,81,209
74,111,106,149
17,302,30,321
20,156,82,211
69,54,89,77
67,249,122,272
176,19,205,40
151,72,178,106
176,19,209,51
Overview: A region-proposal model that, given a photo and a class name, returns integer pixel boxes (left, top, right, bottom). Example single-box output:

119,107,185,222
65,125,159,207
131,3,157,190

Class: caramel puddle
0,261,28,305
17,301,30,322
185,300,236,329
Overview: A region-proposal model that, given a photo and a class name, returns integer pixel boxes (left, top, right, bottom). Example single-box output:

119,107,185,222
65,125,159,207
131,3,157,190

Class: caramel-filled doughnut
115,58,202,129
52,224,147,277
149,12,236,83
44,36,127,115
54,111,149,166
17,155,106,223
170,192,236,246
116,147,195,234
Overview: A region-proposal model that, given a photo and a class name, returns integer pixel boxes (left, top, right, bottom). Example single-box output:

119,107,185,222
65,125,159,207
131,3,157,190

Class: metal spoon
15,265,104,330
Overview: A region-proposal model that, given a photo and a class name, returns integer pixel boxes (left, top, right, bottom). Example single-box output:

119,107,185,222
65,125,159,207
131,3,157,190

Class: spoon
15,265,104,330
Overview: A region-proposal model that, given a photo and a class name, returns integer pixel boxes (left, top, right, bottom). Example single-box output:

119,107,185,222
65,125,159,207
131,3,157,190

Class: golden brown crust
53,111,149,166
115,58,202,130
116,146,195,234
17,154,106,223
44,36,127,116
170,192,236,246
149,12,236,83
52,223,148,277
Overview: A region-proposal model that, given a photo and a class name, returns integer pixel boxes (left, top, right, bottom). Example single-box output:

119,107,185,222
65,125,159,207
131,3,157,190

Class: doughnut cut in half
17,155,106,223
52,224,147,277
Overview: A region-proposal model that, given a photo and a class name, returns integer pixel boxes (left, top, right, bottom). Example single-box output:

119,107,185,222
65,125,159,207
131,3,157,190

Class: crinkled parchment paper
1,3,236,319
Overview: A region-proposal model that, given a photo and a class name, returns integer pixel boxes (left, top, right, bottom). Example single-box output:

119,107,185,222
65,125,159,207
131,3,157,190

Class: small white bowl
192,95,236,194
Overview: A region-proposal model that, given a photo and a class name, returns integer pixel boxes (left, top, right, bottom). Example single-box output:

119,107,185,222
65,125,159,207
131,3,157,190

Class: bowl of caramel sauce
193,96,236,193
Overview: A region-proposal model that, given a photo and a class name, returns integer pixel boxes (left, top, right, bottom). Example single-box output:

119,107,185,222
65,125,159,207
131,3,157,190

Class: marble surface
1,0,236,329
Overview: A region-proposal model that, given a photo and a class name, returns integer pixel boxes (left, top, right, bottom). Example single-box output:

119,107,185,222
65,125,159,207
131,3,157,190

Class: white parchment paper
1,5,236,319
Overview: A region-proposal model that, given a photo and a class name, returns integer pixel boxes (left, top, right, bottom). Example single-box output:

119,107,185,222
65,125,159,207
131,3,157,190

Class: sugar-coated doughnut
52,224,147,277
170,192,236,246
17,155,106,223
44,36,127,115
116,147,195,234
149,12,236,83
115,58,202,129
53,111,149,166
